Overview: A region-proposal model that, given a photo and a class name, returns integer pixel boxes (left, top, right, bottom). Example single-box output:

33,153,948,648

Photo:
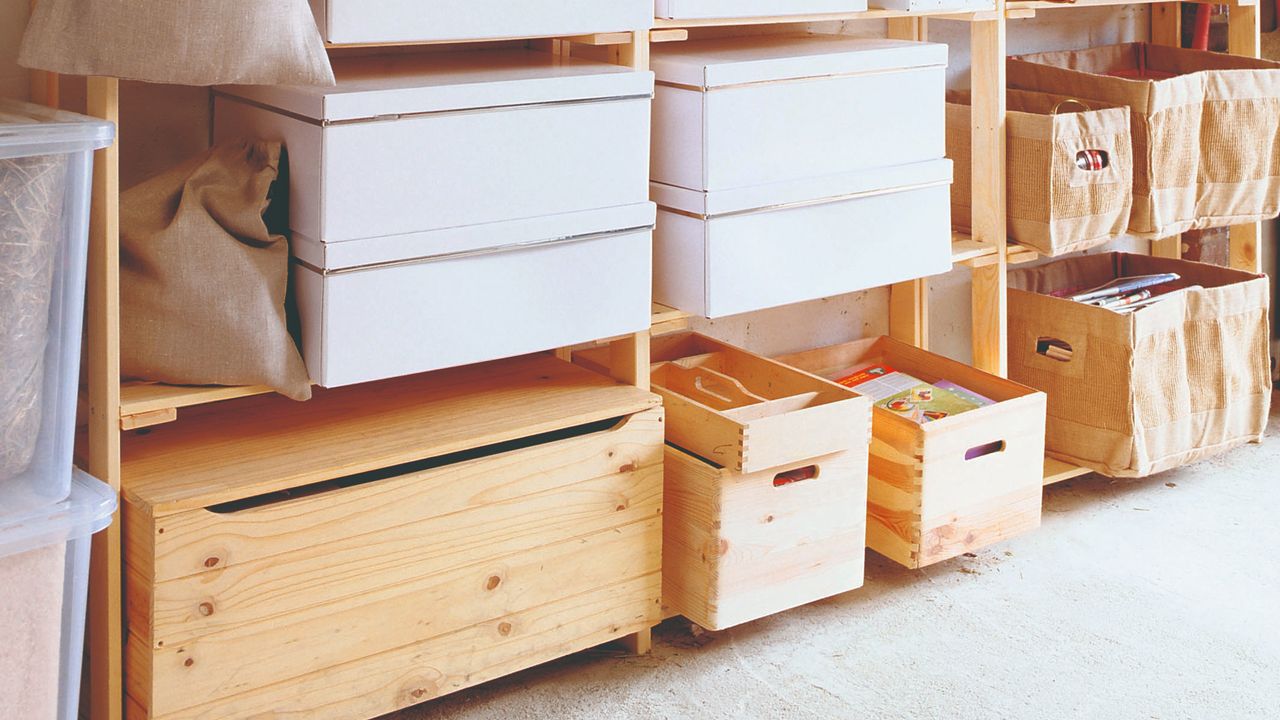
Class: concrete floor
388,401,1280,720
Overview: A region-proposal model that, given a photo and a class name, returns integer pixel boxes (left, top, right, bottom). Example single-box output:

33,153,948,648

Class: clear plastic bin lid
0,468,117,559
0,98,115,160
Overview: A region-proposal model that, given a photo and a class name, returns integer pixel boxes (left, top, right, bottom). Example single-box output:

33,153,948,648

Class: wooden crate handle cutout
965,440,1007,461
773,465,820,487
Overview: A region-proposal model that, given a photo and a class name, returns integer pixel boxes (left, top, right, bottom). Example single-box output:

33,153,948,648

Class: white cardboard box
655,0,868,19
295,208,655,388
651,35,947,191
652,160,953,318
309,0,653,44
214,50,656,386
216,50,654,245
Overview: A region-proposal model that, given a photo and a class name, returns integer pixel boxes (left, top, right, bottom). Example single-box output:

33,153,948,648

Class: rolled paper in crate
0,153,67,482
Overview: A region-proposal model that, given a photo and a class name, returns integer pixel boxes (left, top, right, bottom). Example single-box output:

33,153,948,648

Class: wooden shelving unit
39,2,1270,717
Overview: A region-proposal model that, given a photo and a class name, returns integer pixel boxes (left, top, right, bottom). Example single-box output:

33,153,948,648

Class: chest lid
218,49,654,123
652,35,947,89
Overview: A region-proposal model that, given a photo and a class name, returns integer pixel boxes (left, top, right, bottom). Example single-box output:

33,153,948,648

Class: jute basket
949,88,1133,256
1008,42,1280,240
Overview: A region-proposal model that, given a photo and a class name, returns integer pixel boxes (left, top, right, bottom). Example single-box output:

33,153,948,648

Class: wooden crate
664,444,869,631
121,355,664,719
778,337,1047,569
577,332,872,473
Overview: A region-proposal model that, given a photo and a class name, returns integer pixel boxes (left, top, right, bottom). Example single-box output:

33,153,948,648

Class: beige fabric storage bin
1008,43,1280,239
948,89,1133,256
1008,252,1271,478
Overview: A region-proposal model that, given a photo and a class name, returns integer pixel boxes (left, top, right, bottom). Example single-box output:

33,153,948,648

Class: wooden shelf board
1044,457,1093,485
654,6,996,30
951,232,1041,267
652,302,693,335
120,382,278,419
951,232,997,264
122,353,660,515
1008,0,1244,12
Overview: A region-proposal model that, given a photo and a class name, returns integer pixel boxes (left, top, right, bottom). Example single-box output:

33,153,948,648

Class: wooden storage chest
664,445,869,631
779,337,1047,568
122,355,664,719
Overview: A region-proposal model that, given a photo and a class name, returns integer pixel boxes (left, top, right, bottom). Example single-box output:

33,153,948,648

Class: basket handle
1052,97,1092,114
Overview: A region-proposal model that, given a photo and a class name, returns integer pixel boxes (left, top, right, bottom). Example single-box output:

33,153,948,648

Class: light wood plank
142,411,663,584
663,446,867,631
120,408,177,431
119,382,275,418
1010,0,1243,10
85,75,123,720
122,354,659,515
1227,4,1265,274
145,519,660,714
1151,236,1183,259
1150,3,1182,46
143,575,660,720
889,280,930,350
1044,457,1093,485
969,17,1009,377
652,7,996,30
611,332,652,392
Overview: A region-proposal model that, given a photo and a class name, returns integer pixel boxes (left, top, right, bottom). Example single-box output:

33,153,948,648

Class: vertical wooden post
617,29,654,657
85,76,123,720
970,14,1009,376
1150,3,1184,259
1228,3,1265,274
27,0,59,107
886,17,930,350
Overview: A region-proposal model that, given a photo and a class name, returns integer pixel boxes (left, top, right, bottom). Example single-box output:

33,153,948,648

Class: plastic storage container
0,100,114,512
0,468,116,720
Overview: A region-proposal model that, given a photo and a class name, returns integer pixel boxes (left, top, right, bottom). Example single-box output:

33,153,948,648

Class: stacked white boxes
215,51,657,387
649,35,954,317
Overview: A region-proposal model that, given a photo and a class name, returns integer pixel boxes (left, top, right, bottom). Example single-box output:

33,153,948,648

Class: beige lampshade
19,0,335,86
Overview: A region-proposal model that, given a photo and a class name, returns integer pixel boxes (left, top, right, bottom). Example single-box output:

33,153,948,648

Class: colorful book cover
934,380,996,408
833,364,920,400
878,383,982,423
834,365,987,424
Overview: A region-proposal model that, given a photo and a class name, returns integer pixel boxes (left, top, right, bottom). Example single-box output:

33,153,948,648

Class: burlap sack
0,153,67,483
949,89,1133,256
121,140,312,400
1009,43,1280,239
1009,252,1270,478
19,0,334,86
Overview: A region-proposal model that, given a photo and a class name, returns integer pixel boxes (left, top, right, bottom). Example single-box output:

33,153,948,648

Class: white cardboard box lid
651,35,947,88
293,202,657,271
652,159,953,216
219,49,654,122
